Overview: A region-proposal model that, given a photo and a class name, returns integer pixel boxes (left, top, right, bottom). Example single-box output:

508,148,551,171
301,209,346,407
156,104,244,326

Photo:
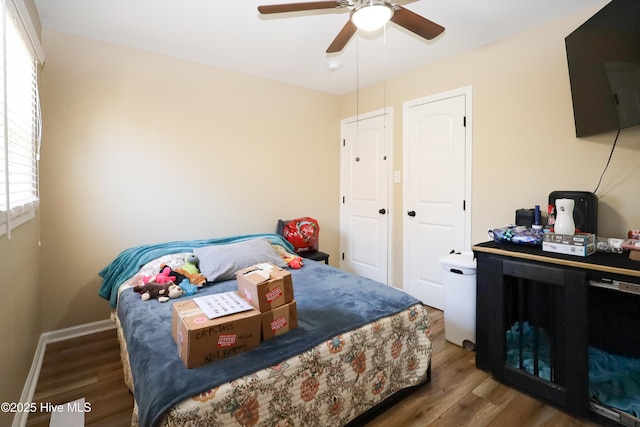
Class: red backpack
283,217,320,253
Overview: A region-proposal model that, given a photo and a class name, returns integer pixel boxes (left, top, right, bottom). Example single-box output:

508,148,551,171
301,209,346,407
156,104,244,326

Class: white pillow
194,238,287,282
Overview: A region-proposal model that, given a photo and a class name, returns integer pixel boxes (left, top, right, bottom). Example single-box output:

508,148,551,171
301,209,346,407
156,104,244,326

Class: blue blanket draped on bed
99,234,295,308
116,260,425,427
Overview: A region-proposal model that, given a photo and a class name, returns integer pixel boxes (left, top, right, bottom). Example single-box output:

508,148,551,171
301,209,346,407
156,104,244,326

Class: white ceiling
33,0,608,95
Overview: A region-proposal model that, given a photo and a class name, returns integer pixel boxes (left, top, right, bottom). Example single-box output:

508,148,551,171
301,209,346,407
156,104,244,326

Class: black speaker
548,191,598,234
515,209,536,228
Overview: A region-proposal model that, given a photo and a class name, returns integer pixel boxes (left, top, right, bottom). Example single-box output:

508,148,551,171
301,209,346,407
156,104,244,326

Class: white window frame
0,0,43,239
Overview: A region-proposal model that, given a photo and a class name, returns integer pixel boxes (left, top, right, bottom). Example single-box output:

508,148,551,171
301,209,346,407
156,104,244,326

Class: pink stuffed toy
142,266,176,284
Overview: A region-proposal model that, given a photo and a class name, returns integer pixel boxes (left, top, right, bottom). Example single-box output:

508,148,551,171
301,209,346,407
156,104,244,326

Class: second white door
403,88,471,309
340,111,392,285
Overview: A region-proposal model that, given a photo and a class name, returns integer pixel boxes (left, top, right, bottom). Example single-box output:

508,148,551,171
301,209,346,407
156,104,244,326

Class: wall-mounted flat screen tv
565,0,640,137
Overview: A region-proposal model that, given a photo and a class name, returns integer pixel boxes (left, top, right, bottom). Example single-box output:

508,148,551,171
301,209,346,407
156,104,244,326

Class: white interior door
403,88,472,309
340,111,392,285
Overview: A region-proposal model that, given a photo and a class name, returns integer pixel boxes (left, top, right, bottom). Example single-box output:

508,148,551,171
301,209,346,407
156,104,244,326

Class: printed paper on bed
194,291,254,319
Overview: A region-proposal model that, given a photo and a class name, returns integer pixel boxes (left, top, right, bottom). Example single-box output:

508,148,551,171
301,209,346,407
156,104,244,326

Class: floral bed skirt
114,302,432,426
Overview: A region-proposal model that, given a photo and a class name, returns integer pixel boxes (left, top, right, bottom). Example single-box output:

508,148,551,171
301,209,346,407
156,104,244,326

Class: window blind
0,0,40,239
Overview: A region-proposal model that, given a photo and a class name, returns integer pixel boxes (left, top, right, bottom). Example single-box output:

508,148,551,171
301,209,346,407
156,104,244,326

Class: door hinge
342,196,345,204
463,200,466,211
343,139,346,147
342,252,345,260
463,116,466,127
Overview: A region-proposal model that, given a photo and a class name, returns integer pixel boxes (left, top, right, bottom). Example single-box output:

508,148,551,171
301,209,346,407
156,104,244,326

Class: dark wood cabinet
474,242,640,426
476,250,589,415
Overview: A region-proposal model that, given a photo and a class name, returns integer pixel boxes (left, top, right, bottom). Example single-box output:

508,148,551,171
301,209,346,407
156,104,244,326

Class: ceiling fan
257,0,445,53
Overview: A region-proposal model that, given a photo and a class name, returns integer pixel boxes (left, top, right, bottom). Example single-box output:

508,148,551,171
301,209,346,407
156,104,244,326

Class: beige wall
38,30,341,330
339,4,640,288
0,221,41,426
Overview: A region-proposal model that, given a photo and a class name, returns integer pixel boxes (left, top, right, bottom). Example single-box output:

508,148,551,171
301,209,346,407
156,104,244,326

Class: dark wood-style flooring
25,307,599,426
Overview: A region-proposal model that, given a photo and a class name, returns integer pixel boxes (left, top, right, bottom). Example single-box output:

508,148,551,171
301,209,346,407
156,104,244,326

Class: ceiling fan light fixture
351,1,393,32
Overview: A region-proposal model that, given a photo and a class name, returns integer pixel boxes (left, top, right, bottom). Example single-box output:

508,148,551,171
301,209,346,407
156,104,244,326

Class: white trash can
439,251,477,350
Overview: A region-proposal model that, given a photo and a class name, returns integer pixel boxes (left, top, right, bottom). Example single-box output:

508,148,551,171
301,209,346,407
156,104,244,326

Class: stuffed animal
132,281,184,302
271,244,304,269
179,278,198,296
288,257,303,269
181,254,200,275
281,251,304,269
142,266,176,285
175,268,207,286
159,262,207,287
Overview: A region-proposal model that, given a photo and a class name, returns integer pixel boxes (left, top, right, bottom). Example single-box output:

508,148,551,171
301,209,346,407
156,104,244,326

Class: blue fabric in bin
589,346,640,418
506,321,640,418
505,321,551,381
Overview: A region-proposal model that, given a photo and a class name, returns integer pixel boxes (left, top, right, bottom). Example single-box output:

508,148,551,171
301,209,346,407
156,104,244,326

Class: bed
99,234,432,427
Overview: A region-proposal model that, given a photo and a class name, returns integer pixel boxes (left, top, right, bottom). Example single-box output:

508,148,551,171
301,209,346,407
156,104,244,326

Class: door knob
407,210,416,217
379,208,386,215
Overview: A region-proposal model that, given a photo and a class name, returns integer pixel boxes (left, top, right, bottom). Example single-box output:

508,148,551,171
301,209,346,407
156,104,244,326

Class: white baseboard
12,319,115,427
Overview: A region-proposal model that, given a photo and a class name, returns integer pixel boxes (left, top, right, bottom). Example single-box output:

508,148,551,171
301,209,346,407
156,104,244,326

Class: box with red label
236,263,294,312
262,300,298,341
172,298,261,369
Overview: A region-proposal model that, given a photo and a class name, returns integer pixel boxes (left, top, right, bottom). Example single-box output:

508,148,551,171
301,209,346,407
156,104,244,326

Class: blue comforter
115,258,423,426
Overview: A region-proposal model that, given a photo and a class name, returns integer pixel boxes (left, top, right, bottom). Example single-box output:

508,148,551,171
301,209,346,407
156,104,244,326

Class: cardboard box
542,241,596,257
262,300,298,341
543,232,596,246
172,298,261,369
236,263,294,312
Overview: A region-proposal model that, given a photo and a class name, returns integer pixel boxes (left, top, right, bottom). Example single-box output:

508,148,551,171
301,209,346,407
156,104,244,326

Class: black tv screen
565,0,640,137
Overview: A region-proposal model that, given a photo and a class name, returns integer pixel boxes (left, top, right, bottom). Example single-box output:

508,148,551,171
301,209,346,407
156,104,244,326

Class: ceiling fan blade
390,5,444,40
258,1,344,14
326,19,357,53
